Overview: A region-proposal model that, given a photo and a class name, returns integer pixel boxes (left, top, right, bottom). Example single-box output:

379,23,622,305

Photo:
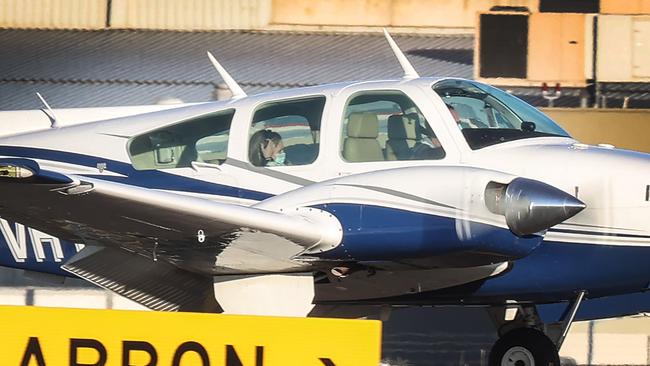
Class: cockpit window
128,109,234,170
249,96,326,167
341,91,445,162
433,79,570,149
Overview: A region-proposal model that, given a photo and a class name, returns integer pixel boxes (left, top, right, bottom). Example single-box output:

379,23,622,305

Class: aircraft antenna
383,28,420,79
36,92,60,128
206,51,247,99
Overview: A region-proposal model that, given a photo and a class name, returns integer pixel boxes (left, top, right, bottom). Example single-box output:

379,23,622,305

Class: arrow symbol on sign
319,358,336,366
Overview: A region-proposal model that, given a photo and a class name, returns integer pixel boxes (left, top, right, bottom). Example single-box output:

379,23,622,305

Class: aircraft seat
343,112,384,162
385,114,418,160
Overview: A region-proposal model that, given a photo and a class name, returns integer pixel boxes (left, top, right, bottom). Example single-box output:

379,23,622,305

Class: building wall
476,11,592,87
542,108,650,153
562,318,650,365
527,13,586,84
271,0,538,28
601,0,650,15
0,0,272,30
0,0,107,29
597,15,650,83
2,0,650,32
561,328,650,365
110,0,272,30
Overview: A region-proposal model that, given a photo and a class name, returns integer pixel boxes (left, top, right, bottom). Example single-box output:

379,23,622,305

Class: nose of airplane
502,177,586,236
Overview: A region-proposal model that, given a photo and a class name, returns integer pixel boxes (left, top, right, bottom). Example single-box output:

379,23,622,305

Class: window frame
338,89,447,164
126,108,236,171
246,94,328,168
431,78,571,151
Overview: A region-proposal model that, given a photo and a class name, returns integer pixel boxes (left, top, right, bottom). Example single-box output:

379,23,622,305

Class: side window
128,109,234,170
341,91,445,163
249,96,325,167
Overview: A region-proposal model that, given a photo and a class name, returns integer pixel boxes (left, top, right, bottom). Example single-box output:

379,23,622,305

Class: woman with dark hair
249,129,286,167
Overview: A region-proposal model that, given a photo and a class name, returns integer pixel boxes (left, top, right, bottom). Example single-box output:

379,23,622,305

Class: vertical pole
592,15,600,108
25,287,34,306
105,0,112,28
587,320,595,365
105,291,114,309
646,335,650,366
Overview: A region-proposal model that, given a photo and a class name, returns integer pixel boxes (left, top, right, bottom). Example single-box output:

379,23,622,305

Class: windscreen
433,79,570,149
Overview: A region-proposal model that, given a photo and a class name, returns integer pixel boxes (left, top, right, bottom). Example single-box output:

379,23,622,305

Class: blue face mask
273,151,286,165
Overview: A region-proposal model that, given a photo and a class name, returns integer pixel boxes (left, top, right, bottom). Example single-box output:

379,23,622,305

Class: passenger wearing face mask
249,129,288,167
264,131,286,166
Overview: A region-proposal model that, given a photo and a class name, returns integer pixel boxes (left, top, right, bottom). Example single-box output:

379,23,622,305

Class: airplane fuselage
0,77,649,308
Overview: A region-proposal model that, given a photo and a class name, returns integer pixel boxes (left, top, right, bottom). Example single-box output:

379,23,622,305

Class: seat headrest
387,114,418,140
347,113,379,138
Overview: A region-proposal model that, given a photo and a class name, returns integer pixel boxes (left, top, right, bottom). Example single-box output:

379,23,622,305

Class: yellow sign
0,306,381,366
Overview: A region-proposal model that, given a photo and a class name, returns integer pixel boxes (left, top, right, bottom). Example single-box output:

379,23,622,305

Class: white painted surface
0,287,149,310
0,288,30,305
34,289,111,309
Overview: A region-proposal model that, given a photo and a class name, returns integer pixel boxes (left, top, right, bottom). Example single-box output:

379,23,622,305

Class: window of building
340,91,445,163
128,109,235,170
249,96,326,167
479,13,528,78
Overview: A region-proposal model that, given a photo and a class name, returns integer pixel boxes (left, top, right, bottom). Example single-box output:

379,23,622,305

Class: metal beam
556,290,587,349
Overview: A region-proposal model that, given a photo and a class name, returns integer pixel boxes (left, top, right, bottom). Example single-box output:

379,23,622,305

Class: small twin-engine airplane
1,30,649,365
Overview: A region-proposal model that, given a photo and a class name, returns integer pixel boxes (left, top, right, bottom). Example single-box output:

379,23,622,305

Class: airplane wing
0,158,342,275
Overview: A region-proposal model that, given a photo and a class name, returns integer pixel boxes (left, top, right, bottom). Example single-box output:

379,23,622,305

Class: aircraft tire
488,327,560,366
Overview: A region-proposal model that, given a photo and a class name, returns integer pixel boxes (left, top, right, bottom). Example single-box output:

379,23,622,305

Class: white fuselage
1,77,649,305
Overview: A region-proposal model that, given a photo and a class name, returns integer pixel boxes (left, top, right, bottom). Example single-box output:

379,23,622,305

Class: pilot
446,104,462,126
404,113,444,160
447,103,481,129
249,129,287,167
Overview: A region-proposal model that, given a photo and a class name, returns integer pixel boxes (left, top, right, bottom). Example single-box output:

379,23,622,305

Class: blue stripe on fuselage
0,146,272,201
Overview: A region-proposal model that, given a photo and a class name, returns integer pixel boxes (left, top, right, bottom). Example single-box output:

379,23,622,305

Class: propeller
486,178,586,236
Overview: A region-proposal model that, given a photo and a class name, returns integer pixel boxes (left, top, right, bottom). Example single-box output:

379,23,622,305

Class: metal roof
1,28,648,110
0,28,473,109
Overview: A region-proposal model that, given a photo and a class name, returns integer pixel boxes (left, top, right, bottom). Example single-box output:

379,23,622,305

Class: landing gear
489,328,560,366
487,291,586,366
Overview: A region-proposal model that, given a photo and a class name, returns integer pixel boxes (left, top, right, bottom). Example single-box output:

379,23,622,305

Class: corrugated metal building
2,28,648,110
0,29,475,109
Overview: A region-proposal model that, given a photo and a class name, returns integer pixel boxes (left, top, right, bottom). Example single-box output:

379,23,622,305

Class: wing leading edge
0,159,342,274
